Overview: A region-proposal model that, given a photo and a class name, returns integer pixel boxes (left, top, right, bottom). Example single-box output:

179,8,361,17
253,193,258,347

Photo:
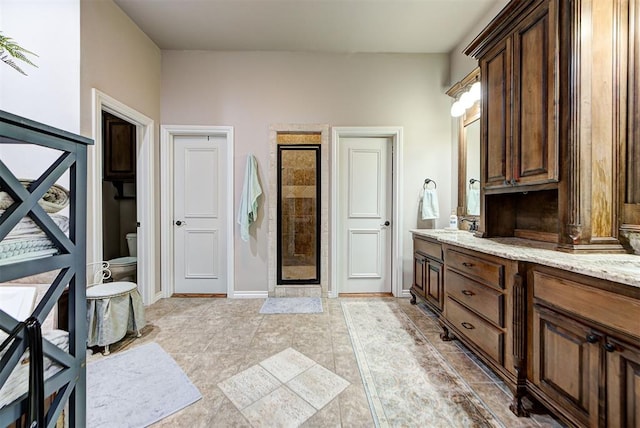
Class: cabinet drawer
447,270,503,326
533,270,640,340
446,297,503,363
414,238,442,261
446,249,504,289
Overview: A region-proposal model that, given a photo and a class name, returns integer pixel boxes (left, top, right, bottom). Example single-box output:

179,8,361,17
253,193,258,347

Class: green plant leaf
0,32,38,76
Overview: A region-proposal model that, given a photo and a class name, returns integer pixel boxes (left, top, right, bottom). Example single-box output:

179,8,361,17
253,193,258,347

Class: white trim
331,127,404,298
160,125,235,298
232,291,269,299
90,89,157,305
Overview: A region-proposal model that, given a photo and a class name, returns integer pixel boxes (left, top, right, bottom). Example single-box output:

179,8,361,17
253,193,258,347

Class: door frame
160,125,235,298
331,127,404,298
90,89,157,305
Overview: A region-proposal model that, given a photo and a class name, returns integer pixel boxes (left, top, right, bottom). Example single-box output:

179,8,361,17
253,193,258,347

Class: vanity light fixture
459,91,475,109
450,101,466,117
450,81,480,117
469,81,481,102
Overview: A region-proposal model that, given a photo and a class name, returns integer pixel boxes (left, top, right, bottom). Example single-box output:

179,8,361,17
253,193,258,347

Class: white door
338,136,392,293
173,135,227,294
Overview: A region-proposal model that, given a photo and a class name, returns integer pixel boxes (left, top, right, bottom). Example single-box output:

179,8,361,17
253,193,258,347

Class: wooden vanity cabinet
440,245,528,414
530,267,640,427
411,236,444,313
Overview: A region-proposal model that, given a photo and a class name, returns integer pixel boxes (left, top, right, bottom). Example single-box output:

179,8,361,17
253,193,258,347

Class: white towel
421,188,439,220
467,188,480,216
237,154,262,242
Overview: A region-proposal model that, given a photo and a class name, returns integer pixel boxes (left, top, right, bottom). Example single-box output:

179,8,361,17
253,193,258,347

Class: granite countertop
410,229,640,289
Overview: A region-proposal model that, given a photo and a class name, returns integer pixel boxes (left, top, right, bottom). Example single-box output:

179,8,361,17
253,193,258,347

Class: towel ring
469,178,479,189
423,179,437,189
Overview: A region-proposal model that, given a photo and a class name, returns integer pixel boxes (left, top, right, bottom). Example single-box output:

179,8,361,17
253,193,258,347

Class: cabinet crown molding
465,0,544,58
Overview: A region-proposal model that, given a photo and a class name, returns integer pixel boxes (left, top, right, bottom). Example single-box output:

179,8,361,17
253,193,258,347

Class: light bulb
460,91,474,109
450,101,465,117
470,81,481,101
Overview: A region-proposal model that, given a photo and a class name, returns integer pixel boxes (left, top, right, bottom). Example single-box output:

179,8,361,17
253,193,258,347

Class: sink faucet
460,218,479,232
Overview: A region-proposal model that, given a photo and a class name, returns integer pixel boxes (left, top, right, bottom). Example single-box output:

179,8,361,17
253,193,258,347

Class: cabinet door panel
607,338,640,427
413,252,427,297
482,39,511,189
512,1,558,185
103,111,136,181
532,305,599,426
426,260,443,311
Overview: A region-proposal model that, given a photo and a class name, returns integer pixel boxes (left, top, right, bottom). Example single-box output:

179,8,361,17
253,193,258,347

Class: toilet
108,233,137,282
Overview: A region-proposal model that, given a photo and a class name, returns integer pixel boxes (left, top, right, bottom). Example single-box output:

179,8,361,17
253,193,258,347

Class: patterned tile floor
102,297,564,427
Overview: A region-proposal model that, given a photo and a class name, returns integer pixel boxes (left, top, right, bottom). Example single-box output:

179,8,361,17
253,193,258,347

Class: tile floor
109,297,564,427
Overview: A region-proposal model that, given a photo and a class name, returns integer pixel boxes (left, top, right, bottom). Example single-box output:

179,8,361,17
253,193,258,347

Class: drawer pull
462,262,474,268
586,334,598,344
461,322,475,330
461,290,475,296
604,343,616,353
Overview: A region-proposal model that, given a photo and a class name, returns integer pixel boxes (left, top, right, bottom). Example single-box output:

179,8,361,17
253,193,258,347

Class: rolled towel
421,188,439,220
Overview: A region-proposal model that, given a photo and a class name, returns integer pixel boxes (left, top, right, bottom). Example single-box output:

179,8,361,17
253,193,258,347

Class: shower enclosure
277,144,321,284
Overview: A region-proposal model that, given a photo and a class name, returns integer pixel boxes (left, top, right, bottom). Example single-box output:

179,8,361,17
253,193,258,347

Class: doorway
267,125,330,297
331,127,404,297
160,125,235,297
90,89,156,305
277,144,321,285
101,112,137,282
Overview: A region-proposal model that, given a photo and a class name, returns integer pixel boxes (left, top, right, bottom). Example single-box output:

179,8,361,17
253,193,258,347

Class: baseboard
172,293,227,298
400,289,412,298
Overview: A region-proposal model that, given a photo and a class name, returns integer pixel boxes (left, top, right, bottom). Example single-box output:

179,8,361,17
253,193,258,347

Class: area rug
259,297,323,314
342,300,501,428
87,342,202,428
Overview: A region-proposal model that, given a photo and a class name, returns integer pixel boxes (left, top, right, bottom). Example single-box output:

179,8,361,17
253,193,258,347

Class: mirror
463,113,480,216
447,68,480,221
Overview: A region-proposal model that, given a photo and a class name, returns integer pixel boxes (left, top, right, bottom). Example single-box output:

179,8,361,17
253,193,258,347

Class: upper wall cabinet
482,0,558,191
103,111,136,182
466,0,634,252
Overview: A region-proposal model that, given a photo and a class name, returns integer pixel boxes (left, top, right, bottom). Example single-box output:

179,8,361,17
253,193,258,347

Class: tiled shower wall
280,149,318,272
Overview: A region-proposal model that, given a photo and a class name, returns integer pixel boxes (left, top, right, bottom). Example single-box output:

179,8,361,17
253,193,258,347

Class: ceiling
114,0,500,54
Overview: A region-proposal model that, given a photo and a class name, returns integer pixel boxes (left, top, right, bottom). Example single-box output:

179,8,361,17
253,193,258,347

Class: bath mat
87,342,201,427
259,297,323,314
342,300,501,427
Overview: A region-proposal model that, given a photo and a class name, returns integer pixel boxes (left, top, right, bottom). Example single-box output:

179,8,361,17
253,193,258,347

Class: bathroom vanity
427,0,640,425
411,230,640,427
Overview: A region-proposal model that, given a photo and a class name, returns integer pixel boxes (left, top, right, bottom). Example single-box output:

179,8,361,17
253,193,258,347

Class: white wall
161,51,452,293
80,0,162,292
0,0,81,191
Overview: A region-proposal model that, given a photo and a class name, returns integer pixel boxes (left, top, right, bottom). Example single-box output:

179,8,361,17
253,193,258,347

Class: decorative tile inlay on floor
342,300,502,428
218,347,350,427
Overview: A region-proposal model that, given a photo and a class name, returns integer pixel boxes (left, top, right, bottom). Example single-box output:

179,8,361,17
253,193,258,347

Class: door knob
381,221,390,227
175,220,185,226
